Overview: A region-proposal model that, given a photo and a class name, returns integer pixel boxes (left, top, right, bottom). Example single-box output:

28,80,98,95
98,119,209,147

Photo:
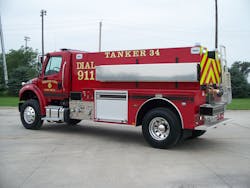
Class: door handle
58,82,62,89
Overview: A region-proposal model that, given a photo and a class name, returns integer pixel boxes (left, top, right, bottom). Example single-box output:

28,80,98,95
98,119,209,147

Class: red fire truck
18,45,231,148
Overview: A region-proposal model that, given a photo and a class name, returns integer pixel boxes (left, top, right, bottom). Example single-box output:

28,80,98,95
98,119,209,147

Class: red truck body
19,46,230,148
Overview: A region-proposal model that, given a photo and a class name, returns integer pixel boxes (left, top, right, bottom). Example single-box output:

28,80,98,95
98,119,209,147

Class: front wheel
142,108,181,149
20,99,43,129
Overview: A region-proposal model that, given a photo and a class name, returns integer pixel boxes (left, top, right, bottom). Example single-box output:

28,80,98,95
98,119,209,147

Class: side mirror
38,55,43,64
37,55,44,75
37,62,42,73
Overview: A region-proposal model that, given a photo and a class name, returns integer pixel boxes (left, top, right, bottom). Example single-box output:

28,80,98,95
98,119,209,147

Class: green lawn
0,97,19,107
227,98,250,110
0,97,250,110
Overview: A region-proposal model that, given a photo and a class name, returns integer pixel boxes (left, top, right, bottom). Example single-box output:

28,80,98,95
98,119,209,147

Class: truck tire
142,108,181,149
189,130,206,139
66,119,81,125
20,99,43,129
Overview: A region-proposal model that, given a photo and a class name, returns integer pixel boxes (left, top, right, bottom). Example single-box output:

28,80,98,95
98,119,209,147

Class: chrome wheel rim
149,117,170,141
23,106,36,124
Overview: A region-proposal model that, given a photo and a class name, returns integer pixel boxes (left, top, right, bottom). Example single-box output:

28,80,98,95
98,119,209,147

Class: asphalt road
0,108,250,188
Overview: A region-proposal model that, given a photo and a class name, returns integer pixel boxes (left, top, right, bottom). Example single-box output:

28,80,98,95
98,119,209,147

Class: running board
41,106,66,122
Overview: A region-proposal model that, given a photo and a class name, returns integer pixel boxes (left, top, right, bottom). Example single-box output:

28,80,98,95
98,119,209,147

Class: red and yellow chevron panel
200,50,221,85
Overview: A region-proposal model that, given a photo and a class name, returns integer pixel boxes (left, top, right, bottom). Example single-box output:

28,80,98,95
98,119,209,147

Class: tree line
0,47,250,98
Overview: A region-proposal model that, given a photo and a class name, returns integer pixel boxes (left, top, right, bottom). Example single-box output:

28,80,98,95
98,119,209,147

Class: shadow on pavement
39,123,147,147
32,122,226,151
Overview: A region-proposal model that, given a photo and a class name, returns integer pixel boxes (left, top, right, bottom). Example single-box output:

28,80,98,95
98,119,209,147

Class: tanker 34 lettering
105,49,160,58
76,61,95,81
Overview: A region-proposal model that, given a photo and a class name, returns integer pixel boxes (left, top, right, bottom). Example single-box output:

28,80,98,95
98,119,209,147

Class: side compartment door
95,90,128,123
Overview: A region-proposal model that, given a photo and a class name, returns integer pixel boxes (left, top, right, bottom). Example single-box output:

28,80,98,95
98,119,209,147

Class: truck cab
19,50,78,127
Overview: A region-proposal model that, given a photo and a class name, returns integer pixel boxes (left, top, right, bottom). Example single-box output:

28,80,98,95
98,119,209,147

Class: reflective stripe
216,59,221,73
205,67,216,83
211,59,220,83
200,51,207,70
200,52,221,85
200,58,211,84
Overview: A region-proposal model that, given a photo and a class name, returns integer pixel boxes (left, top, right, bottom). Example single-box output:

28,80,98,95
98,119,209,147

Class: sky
1,0,250,67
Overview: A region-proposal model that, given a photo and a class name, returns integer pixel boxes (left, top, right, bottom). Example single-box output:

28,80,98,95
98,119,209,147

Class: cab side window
45,56,62,76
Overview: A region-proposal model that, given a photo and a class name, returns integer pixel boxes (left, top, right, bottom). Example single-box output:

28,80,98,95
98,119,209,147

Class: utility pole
215,0,218,49
40,9,47,61
0,15,8,87
99,21,102,52
24,36,30,49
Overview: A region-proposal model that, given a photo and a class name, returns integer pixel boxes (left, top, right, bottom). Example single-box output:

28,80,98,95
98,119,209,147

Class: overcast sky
1,0,250,67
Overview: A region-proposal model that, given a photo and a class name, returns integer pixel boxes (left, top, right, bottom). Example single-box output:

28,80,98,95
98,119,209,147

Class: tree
239,62,250,78
231,61,250,79
229,61,250,98
6,46,38,74
0,46,38,96
8,66,36,95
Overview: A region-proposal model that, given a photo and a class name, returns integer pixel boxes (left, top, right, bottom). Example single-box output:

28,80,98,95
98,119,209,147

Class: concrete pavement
0,108,250,188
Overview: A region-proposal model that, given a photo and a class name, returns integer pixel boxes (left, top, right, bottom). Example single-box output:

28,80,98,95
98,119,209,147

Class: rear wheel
66,119,81,125
142,108,181,149
190,130,206,139
20,99,43,129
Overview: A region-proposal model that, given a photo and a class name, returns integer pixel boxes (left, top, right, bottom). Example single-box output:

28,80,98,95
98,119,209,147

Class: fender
19,84,47,115
135,97,184,129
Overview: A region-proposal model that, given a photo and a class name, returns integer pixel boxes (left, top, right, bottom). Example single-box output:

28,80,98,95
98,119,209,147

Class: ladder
220,45,232,104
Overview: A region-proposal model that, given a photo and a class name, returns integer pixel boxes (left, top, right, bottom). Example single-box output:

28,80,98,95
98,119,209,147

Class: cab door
41,55,68,100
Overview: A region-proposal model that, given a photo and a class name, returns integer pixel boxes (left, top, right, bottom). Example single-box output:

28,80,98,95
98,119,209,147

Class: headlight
21,79,32,86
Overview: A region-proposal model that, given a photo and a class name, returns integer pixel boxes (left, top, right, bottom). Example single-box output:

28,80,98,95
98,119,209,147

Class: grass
226,98,250,110
0,97,19,107
0,97,249,110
